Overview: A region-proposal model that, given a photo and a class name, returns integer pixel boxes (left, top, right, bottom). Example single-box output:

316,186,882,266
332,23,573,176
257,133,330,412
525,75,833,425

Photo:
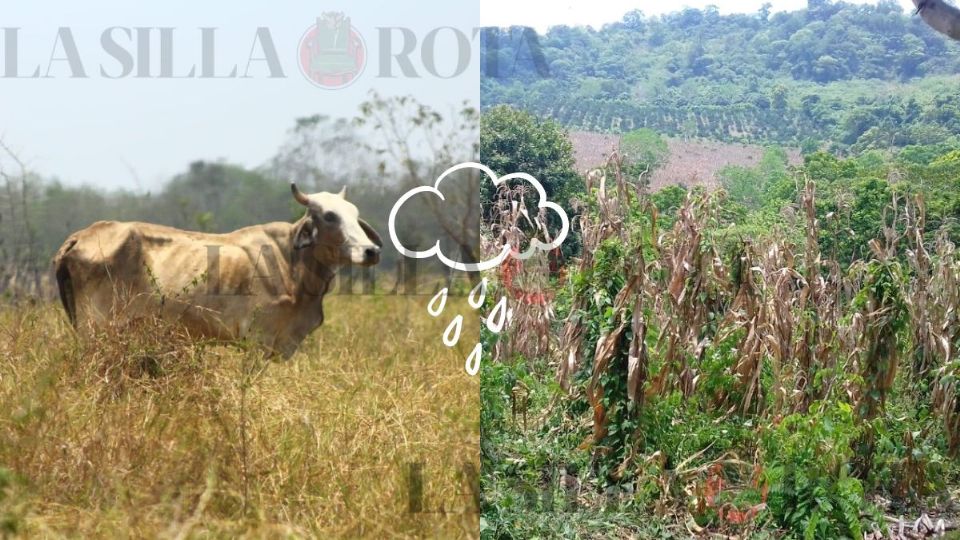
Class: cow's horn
291,183,311,206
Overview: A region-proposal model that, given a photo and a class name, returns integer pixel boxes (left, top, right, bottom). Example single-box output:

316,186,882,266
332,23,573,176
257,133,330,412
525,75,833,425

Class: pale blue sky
481,0,917,31
0,1,479,190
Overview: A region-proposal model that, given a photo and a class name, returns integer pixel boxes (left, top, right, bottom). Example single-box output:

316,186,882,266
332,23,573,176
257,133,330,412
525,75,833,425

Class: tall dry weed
0,293,478,538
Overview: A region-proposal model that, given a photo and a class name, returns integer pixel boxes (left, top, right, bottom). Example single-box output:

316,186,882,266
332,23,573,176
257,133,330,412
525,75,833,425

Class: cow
52,184,382,358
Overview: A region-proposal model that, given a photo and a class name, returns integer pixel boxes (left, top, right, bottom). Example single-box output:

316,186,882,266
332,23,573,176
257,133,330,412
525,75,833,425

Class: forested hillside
480,1,960,151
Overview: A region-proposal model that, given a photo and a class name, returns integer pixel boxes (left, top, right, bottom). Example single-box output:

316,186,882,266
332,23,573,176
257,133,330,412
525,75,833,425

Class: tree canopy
481,1,960,151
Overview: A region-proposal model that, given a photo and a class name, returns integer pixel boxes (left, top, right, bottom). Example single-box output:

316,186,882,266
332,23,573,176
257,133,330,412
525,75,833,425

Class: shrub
762,402,879,539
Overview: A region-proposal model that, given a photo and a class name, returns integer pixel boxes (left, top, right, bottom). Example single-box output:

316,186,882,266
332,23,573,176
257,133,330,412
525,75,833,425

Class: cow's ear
359,218,382,247
294,219,317,249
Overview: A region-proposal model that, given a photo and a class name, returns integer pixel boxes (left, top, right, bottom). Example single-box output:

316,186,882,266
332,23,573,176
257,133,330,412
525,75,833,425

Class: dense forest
481,1,960,152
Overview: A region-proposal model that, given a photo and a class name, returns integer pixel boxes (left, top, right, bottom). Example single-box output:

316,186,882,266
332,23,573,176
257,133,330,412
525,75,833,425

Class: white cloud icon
388,161,570,273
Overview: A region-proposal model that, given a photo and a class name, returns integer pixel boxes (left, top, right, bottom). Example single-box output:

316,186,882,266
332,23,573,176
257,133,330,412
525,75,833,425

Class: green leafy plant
762,402,878,540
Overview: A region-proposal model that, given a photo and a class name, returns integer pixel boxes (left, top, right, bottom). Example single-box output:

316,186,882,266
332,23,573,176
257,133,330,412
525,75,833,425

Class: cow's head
291,183,382,266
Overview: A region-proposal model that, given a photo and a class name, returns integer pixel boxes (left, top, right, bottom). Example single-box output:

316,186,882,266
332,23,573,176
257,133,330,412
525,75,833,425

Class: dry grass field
649,137,802,191
567,130,803,190
0,292,479,538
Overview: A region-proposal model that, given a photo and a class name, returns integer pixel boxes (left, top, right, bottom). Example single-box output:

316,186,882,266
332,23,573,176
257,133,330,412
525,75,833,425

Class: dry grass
649,138,802,191
566,130,803,190
568,131,620,174
0,292,478,538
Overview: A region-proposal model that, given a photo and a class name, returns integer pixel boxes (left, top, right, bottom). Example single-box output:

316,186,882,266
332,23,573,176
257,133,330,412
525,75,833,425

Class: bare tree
357,93,481,282
269,115,376,192
0,139,41,296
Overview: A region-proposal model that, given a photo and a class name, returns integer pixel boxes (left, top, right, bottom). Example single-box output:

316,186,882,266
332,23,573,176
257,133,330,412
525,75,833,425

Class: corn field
481,153,960,538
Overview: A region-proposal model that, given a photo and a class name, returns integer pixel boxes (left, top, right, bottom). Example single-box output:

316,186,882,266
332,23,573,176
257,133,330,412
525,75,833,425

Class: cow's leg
54,239,79,327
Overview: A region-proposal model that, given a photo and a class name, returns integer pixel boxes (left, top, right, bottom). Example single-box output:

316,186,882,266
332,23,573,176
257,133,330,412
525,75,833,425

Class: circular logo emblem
298,13,366,89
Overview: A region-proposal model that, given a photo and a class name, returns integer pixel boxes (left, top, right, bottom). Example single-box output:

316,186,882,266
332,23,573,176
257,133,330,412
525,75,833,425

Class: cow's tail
53,237,78,327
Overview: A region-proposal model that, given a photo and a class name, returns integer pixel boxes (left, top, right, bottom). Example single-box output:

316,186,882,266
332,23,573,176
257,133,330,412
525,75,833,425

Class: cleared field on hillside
0,294,479,538
569,131,802,190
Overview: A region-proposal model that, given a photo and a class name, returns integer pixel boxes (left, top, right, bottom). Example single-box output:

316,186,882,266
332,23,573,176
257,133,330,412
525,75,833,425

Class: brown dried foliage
493,154,960,473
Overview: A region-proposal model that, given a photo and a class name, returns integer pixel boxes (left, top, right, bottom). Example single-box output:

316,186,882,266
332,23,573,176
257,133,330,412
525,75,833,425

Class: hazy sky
481,0,917,31
0,1,479,190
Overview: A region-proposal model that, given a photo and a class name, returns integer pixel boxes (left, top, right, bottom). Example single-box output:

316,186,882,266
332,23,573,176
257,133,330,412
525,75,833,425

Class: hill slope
481,2,960,150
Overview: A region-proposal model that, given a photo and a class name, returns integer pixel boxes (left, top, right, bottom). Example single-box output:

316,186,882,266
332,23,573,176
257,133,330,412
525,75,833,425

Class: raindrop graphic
465,342,482,376
443,314,463,347
428,287,448,317
468,278,488,310
486,296,509,334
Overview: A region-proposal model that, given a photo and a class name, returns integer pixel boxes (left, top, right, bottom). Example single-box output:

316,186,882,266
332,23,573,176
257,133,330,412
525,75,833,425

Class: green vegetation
480,97,960,537
480,105,581,210
481,2,960,151
620,128,669,169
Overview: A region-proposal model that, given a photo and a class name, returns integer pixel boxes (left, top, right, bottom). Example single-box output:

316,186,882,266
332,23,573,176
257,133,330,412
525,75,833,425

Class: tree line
0,95,480,299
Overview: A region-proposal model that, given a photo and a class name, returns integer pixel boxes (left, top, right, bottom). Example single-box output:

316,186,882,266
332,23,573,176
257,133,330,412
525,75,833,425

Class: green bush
762,402,879,539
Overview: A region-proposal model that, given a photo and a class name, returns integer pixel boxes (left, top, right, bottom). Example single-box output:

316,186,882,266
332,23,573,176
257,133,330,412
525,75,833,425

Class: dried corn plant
484,183,556,363
585,271,640,443
582,154,646,442
721,239,801,415
654,193,720,399
557,154,639,391
492,150,960,500
795,179,823,412
848,197,910,476
720,240,764,412
555,201,598,390
905,197,939,380
925,232,960,454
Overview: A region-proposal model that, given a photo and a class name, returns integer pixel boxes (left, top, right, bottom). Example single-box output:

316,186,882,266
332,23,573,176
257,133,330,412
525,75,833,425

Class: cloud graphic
388,162,569,273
